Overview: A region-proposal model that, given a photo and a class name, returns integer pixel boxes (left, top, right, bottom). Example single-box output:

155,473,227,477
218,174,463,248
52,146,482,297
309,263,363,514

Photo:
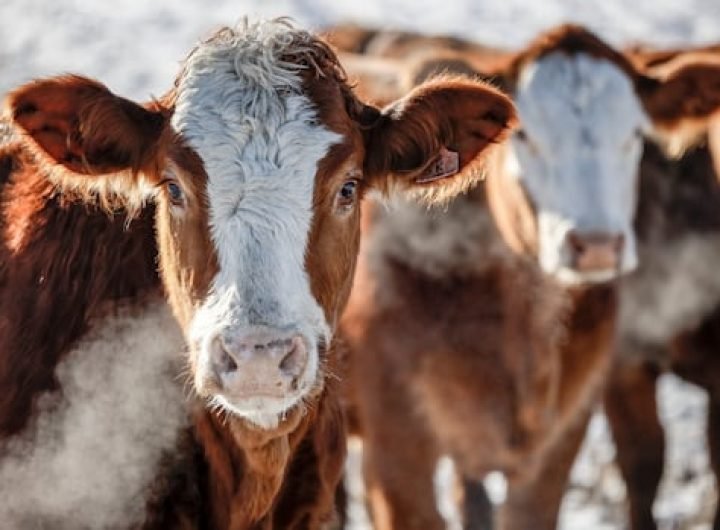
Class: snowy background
2,0,720,100
1,1,719,529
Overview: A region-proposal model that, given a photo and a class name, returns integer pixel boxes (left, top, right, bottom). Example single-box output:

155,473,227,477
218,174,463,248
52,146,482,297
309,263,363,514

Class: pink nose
211,330,309,398
566,231,624,272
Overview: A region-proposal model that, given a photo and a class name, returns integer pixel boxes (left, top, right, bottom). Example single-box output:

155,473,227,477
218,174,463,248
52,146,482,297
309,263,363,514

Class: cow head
499,26,720,284
5,20,515,430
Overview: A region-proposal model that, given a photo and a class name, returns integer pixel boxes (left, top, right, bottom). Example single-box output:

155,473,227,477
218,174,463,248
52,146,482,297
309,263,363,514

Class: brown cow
406,38,720,530
0,19,515,529
602,47,720,530
339,25,720,530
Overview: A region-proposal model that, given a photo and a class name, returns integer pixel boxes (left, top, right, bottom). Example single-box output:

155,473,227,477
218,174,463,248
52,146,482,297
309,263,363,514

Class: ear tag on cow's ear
415,147,460,184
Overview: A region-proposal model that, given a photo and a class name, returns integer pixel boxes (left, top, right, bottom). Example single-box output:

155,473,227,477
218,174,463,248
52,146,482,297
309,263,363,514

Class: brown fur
342,185,618,530
2,22,516,530
0,137,201,529
0,143,160,438
627,43,720,70
711,118,720,178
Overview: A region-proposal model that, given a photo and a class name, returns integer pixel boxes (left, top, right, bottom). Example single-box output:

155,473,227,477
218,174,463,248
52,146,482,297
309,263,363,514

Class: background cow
337,25,720,530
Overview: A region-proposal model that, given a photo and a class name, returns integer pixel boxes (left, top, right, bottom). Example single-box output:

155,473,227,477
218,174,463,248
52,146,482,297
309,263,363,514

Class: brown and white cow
0,19,515,529
338,25,720,530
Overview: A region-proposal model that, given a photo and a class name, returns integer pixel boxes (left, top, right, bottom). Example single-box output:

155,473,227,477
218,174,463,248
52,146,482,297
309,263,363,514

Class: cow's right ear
637,59,720,130
5,75,168,183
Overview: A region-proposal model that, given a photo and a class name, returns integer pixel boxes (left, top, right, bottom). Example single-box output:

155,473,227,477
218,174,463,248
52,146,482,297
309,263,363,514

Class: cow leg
498,407,592,530
604,359,663,530
670,313,720,530
331,473,349,529
459,476,493,530
667,373,720,530
362,422,444,530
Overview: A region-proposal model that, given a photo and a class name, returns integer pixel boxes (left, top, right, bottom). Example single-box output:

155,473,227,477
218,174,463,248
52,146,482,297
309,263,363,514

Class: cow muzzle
194,325,318,422
566,230,624,274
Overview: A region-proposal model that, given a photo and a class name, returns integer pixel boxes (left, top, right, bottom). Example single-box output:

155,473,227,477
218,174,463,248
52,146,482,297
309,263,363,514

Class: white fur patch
510,52,649,283
0,298,188,528
171,21,340,421
620,233,720,347
366,191,509,293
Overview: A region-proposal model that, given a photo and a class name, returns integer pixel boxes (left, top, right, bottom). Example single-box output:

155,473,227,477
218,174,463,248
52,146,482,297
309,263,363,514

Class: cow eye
166,181,184,205
336,179,358,212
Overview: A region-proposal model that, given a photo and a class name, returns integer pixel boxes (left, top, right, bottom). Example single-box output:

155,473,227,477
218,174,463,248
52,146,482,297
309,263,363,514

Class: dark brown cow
0,19,515,529
602,48,720,530
338,25,720,530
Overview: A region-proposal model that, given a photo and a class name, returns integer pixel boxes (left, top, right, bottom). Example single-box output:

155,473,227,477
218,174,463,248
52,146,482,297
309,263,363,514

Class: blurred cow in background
332,24,720,530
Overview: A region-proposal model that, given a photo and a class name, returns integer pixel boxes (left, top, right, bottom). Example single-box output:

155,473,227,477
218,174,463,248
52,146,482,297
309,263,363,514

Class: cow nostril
279,337,307,377
212,337,238,375
567,231,586,254
566,230,624,273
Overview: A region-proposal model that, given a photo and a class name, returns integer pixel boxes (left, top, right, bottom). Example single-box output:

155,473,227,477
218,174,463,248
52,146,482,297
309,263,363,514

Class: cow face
503,28,720,285
509,52,646,284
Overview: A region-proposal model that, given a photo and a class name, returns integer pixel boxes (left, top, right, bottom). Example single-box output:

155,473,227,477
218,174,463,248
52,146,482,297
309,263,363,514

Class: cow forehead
170,22,342,272
515,52,649,149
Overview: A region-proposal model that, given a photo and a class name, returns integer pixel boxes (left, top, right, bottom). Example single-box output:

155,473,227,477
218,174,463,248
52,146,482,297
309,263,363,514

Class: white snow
1,1,719,528
1,0,719,99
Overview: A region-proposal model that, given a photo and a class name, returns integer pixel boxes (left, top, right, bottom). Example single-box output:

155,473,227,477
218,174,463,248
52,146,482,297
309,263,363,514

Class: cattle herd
0,15,719,530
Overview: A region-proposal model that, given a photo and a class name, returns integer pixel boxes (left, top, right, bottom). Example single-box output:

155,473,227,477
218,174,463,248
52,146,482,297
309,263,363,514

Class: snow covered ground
1,1,719,528
2,0,720,100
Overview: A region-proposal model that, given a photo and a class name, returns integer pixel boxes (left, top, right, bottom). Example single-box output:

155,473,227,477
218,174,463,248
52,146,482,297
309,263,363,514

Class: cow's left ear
5,75,168,181
363,77,516,202
637,60,720,130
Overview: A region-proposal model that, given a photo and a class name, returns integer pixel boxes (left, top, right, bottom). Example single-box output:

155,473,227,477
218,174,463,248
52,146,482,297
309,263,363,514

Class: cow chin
552,266,623,286
211,394,312,430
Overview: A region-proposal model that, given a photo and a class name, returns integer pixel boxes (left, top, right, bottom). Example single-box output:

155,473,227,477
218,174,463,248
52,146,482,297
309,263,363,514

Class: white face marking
170,22,341,423
508,52,649,283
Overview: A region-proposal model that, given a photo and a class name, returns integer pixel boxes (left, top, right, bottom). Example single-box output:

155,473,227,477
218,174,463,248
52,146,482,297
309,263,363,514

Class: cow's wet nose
566,231,624,273
210,330,308,397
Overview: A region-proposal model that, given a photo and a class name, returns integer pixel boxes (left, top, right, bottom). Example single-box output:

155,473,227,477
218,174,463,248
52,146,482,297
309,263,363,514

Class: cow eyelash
157,177,184,206
336,179,359,213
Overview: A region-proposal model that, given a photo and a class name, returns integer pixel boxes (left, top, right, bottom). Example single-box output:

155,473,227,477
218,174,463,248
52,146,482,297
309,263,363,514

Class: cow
601,47,720,530
337,25,720,530
0,18,516,529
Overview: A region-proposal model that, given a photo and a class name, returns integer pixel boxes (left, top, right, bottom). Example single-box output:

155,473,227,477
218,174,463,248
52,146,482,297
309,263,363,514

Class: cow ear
637,59,720,130
363,77,516,203
5,75,167,180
